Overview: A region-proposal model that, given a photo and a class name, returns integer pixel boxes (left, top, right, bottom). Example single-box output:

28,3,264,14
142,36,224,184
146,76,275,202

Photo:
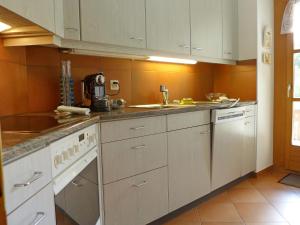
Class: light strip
148,56,197,65
0,22,11,32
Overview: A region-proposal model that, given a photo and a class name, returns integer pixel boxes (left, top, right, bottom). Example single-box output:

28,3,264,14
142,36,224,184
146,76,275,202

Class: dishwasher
211,106,246,190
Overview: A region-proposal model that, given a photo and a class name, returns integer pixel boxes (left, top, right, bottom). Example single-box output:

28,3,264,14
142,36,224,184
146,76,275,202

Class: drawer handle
200,131,210,135
178,44,190,49
130,126,145,130
131,144,146,150
244,122,251,125
192,47,204,51
30,212,46,225
130,37,144,41
14,172,43,188
132,181,147,188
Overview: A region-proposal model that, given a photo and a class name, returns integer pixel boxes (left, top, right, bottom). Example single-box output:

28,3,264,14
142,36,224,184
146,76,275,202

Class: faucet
160,85,169,105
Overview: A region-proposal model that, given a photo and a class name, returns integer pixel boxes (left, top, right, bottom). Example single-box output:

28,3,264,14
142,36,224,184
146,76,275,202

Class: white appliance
211,106,246,190
50,124,104,225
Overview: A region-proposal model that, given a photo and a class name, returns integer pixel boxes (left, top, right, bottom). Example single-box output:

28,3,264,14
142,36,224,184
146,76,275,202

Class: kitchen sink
128,104,195,109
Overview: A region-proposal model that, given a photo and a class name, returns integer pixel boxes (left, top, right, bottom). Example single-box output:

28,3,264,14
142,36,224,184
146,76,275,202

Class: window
291,2,300,146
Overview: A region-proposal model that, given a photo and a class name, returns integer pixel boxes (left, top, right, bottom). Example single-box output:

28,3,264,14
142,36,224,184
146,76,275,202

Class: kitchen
0,0,299,225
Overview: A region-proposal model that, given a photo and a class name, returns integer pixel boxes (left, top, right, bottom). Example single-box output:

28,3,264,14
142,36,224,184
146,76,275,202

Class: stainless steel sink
128,104,195,109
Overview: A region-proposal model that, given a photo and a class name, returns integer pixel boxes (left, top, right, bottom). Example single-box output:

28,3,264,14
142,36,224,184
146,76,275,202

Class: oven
50,124,104,225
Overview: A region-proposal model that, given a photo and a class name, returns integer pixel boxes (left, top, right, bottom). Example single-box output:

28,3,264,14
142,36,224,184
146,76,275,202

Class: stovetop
0,113,87,133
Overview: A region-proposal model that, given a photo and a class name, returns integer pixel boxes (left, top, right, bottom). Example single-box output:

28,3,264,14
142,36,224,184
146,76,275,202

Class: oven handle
29,212,46,225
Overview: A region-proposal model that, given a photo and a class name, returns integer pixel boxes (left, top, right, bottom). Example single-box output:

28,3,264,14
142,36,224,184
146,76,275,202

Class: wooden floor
160,168,300,225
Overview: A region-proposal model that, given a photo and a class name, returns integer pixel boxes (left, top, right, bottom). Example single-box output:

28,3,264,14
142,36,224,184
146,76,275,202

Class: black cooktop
0,113,85,133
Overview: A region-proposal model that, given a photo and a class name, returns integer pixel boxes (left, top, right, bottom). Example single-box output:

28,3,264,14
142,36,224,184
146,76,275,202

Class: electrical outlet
110,80,120,91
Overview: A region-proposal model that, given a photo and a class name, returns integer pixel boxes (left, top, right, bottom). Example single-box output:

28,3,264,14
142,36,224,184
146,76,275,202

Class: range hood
0,6,60,47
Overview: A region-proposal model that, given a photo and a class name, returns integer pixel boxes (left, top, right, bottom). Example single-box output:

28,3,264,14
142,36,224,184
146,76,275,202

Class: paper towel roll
57,106,91,115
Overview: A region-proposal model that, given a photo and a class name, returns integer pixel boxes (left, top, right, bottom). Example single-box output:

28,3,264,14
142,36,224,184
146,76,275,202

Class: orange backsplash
0,39,257,116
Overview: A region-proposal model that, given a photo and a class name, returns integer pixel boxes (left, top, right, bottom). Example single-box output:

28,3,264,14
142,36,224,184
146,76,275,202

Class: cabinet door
81,0,146,48
242,116,257,175
146,0,190,55
104,167,168,225
222,0,237,60
168,125,211,212
0,0,55,32
238,0,257,60
63,0,80,40
136,167,168,225
190,0,222,59
104,176,138,225
7,184,55,225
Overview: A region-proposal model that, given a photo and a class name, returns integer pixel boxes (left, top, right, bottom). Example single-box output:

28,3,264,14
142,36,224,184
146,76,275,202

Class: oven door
53,148,101,225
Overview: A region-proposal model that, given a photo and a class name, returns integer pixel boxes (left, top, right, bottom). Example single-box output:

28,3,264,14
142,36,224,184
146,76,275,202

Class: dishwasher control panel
50,124,98,178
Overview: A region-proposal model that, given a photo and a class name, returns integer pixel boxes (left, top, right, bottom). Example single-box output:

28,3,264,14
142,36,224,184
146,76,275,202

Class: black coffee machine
81,72,111,112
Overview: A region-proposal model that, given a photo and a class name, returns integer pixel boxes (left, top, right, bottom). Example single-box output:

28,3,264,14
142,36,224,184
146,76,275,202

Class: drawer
244,105,256,117
104,167,168,225
102,133,167,184
3,147,52,214
101,116,166,143
167,110,210,131
7,184,55,225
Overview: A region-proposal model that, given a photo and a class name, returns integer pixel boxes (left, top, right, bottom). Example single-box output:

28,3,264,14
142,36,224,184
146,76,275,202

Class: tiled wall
0,41,257,116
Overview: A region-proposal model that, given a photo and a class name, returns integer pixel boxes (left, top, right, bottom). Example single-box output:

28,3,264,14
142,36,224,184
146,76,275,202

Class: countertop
1,101,256,165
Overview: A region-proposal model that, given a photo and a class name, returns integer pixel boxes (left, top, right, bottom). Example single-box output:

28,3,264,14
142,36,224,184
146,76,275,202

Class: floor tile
197,203,243,222
258,189,300,203
204,192,232,205
163,208,201,225
245,223,289,225
231,180,256,189
272,202,300,224
228,189,267,203
234,203,286,223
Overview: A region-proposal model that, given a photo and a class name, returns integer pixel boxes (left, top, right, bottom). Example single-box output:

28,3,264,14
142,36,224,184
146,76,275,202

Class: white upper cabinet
238,0,257,60
80,0,146,48
190,0,223,59
63,0,80,40
146,0,190,55
222,0,237,60
0,0,56,33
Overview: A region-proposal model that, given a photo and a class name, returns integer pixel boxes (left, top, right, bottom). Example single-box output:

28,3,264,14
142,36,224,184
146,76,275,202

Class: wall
256,0,274,171
0,39,28,116
213,61,257,100
0,42,257,117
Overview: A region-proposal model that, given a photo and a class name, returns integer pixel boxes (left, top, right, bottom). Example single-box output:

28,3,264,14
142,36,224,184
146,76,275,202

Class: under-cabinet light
147,56,197,65
0,22,11,32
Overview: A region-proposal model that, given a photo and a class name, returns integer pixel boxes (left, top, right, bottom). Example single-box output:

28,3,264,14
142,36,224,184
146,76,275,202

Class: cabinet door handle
30,212,46,225
244,122,251,125
130,37,144,41
178,44,190,49
200,131,210,135
131,144,146,150
64,27,78,31
192,47,204,51
130,126,145,130
14,172,43,188
224,51,232,55
132,181,147,188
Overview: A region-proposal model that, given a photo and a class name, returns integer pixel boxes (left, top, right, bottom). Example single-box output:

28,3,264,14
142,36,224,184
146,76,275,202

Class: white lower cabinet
242,115,257,176
103,167,168,225
7,184,55,225
168,125,211,212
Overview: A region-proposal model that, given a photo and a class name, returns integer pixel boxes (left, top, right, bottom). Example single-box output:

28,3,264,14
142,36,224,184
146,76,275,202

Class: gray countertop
1,101,256,165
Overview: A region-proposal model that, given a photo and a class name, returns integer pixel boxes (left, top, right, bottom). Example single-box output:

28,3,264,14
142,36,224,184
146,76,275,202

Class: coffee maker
81,72,111,112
